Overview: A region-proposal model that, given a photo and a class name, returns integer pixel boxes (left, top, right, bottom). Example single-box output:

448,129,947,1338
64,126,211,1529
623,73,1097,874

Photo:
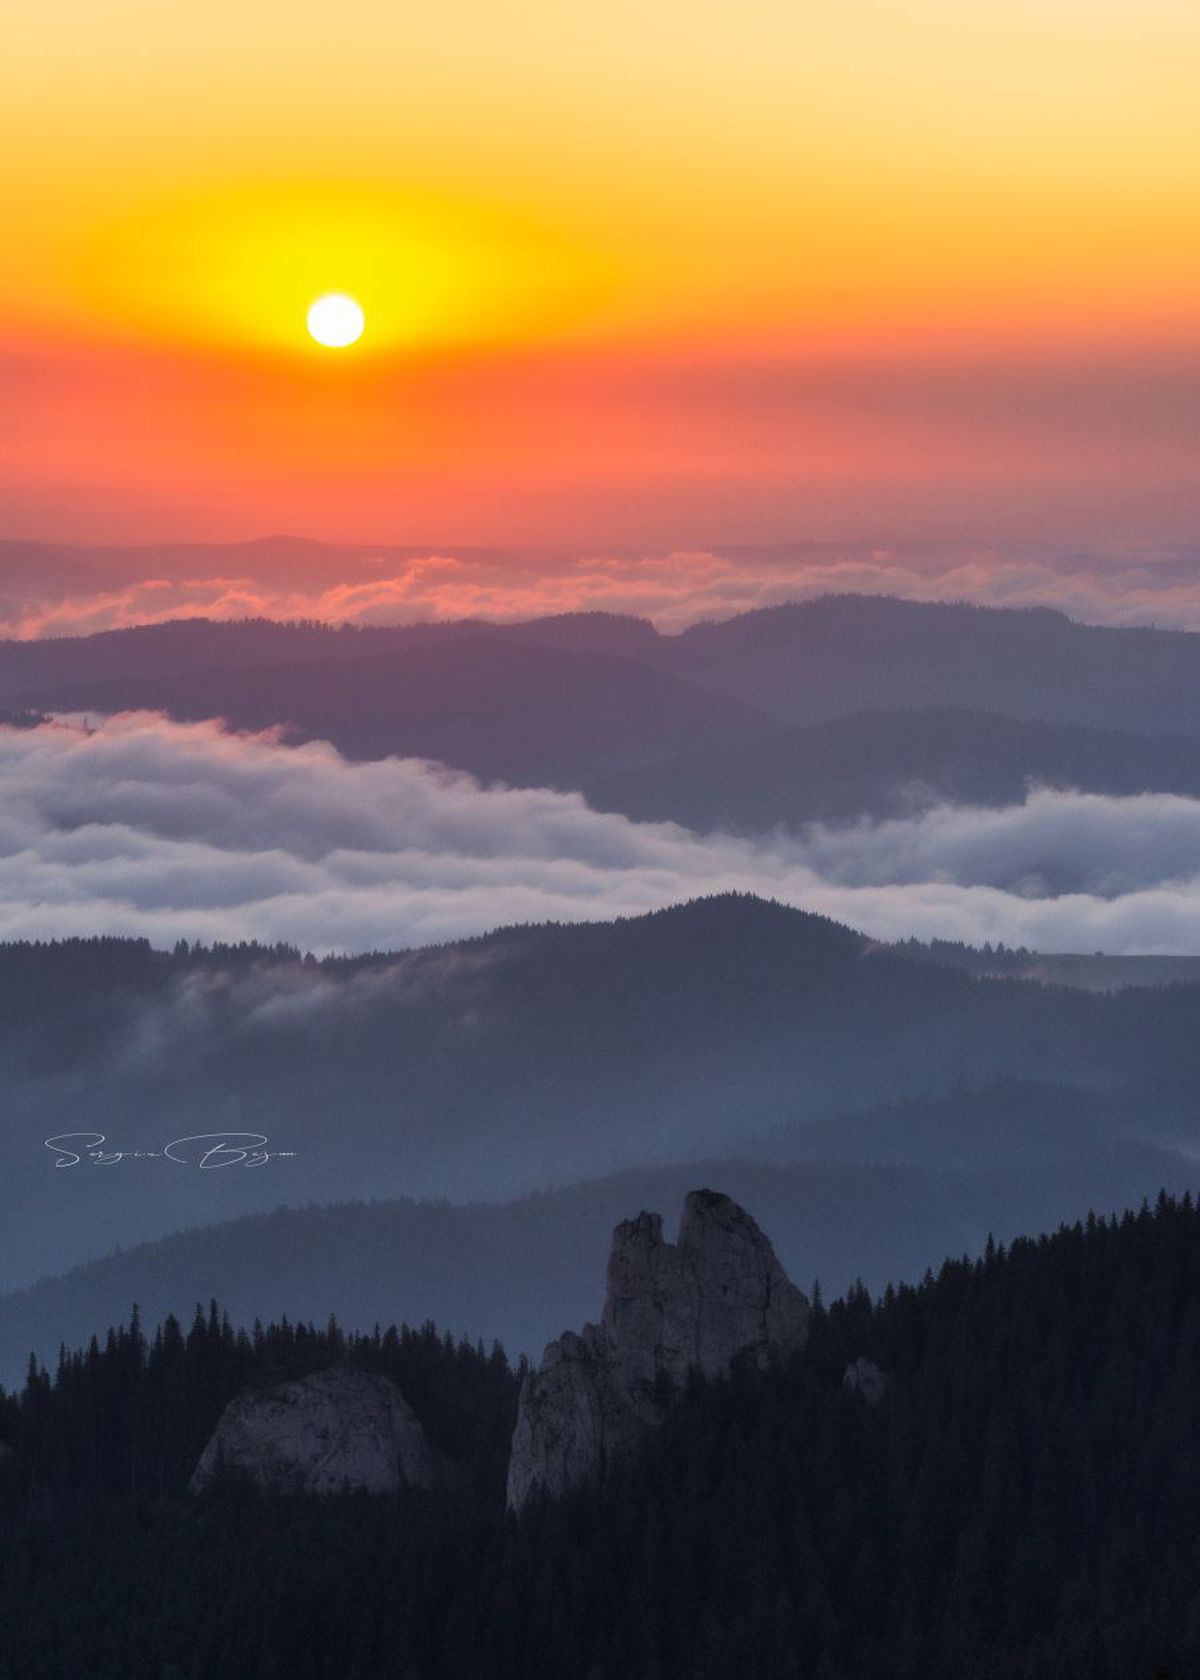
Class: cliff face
189,1365,435,1496
507,1189,809,1512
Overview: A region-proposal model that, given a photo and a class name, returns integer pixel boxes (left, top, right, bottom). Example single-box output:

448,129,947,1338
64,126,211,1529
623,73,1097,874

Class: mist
7,711,1200,953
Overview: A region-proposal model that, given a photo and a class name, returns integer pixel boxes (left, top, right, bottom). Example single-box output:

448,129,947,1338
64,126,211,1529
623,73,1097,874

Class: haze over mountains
5,587,1200,1385
2,894,1200,1367
4,1120,1195,1391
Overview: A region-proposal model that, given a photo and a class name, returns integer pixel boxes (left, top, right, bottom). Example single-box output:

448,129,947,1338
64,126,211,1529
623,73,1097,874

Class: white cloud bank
5,712,1200,955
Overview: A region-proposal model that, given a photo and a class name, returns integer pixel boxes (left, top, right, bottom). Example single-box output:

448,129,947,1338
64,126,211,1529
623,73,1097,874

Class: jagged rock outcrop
507,1189,809,1511
843,1356,889,1406
189,1365,435,1495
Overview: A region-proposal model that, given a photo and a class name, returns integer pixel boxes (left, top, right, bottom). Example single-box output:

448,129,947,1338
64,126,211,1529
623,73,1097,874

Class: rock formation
843,1356,889,1406
506,1188,809,1511
190,1365,435,1496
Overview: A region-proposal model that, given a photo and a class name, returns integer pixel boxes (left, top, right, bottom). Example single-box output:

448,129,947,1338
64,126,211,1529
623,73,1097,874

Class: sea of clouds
5,711,1200,955
7,544,1200,639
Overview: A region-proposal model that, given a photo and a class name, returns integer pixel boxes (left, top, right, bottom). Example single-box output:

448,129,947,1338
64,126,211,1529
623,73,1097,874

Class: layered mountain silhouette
4,1124,1192,1392
3,895,1199,1317
6,595,1200,1403
7,597,1200,827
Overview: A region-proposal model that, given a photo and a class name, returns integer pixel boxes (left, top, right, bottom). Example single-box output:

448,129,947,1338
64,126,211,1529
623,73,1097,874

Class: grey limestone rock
843,1356,889,1406
507,1189,809,1511
189,1365,435,1496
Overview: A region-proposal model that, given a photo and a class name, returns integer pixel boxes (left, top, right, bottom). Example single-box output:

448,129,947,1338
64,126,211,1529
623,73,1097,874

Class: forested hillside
4,1193,1200,1678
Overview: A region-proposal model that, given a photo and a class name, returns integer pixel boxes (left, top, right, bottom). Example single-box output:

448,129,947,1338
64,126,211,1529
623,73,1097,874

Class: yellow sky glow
2,1,1198,542
5,0,1198,354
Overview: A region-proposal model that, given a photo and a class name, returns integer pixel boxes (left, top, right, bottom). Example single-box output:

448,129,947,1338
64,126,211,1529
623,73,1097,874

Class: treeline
894,934,1037,974
6,1195,1200,1675
1,1306,518,1506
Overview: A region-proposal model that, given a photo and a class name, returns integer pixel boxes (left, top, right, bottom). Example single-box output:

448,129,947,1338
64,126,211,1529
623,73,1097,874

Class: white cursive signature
44,1132,297,1169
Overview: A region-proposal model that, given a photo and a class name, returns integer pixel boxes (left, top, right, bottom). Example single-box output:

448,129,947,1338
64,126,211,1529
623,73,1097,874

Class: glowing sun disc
307,293,365,348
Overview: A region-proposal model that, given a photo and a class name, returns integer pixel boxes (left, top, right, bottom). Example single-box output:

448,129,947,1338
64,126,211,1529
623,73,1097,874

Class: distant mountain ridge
5,596,1200,739
6,597,1200,831
6,632,769,787
586,706,1200,830
3,1115,1193,1392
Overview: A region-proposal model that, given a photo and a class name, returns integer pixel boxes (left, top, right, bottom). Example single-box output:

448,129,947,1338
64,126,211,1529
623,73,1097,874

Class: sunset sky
3,1,1198,546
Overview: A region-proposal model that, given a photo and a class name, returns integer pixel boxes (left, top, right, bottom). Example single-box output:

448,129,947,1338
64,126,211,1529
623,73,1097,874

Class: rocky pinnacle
506,1189,809,1512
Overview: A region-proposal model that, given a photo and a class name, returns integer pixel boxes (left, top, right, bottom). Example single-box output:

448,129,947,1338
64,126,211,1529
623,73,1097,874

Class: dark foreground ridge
5,1189,1200,1677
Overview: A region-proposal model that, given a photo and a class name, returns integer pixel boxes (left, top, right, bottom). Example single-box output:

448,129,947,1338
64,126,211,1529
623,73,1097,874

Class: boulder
190,1365,435,1495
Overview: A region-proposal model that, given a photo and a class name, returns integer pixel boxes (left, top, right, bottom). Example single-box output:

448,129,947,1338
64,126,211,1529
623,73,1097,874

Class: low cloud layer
6,713,1200,955
6,543,1200,639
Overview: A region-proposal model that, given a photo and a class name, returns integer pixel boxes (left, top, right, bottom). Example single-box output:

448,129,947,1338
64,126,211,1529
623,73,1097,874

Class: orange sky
3,1,1198,544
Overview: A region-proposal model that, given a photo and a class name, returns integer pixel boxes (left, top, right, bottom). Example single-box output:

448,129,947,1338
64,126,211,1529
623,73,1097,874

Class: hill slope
2,1118,1191,1390
10,634,768,787
6,1191,1200,1677
3,896,1199,1290
587,706,1200,831
7,594,1200,736
663,595,1200,733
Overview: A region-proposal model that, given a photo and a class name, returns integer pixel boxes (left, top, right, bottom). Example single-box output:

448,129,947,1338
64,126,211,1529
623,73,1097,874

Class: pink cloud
7,544,1200,638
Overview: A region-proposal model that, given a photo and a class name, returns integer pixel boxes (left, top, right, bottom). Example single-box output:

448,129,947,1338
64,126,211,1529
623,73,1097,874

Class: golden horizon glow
5,3,1199,356
1,1,1197,541
33,182,611,359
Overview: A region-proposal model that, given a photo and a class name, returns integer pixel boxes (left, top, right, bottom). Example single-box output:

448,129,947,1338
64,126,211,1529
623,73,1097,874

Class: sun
306,293,365,348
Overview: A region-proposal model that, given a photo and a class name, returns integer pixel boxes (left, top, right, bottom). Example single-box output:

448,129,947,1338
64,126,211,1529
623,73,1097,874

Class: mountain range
3,893,1200,1379
6,591,1200,1403
4,597,1200,830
